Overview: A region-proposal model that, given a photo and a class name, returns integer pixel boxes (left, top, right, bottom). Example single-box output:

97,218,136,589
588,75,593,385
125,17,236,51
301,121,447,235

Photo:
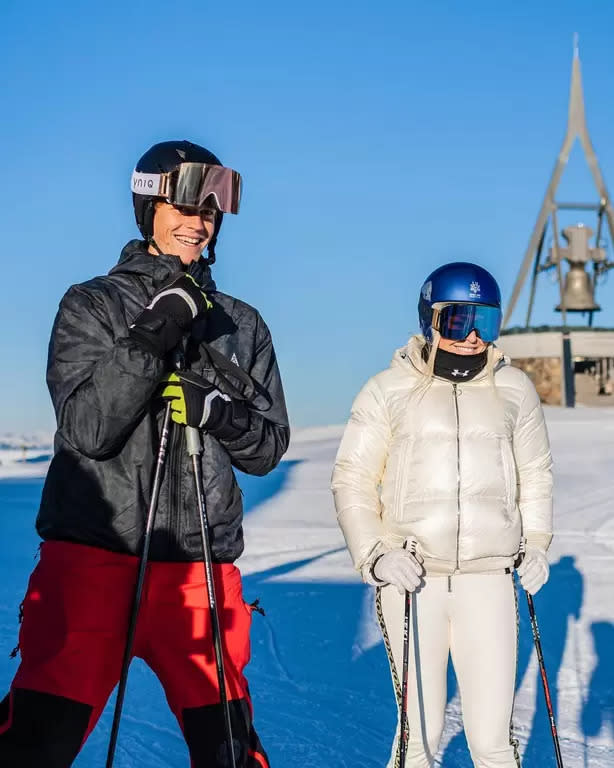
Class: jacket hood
109,239,217,292
390,335,508,381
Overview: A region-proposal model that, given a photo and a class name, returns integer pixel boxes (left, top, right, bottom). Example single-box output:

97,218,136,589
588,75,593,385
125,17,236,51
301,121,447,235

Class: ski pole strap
370,554,387,585
200,341,273,412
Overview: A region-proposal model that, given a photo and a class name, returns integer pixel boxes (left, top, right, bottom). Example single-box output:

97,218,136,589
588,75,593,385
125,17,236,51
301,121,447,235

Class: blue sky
1,0,614,432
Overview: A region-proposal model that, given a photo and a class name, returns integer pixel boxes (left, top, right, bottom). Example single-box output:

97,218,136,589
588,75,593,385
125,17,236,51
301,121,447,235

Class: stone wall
511,357,562,405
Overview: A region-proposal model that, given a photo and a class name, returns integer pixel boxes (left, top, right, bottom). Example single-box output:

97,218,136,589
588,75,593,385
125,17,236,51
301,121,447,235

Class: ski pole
106,402,174,768
399,539,417,767
185,426,237,768
516,541,565,768
525,590,565,768
399,590,411,766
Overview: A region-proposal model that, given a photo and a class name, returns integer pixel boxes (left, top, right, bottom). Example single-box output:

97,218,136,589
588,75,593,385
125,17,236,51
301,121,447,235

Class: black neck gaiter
422,345,489,381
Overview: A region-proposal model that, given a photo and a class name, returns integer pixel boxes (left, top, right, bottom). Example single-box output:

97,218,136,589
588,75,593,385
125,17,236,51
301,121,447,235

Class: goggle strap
131,171,165,196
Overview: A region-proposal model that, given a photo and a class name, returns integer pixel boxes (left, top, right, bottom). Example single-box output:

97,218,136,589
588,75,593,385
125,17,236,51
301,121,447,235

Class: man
332,262,553,767
0,140,289,766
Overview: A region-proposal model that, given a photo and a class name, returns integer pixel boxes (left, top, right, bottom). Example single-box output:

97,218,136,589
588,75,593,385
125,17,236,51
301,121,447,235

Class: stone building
497,328,614,406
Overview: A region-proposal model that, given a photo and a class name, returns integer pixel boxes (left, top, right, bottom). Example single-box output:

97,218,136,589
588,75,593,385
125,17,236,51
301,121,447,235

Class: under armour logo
452,369,469,377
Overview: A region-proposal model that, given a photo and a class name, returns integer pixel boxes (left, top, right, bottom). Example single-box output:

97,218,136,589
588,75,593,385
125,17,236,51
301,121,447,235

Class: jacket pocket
391,438,411,520
500,439,517,510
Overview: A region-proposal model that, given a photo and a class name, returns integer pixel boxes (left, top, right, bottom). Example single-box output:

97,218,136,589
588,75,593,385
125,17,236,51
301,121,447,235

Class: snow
0,433,52,479
0,450,52,479
0,409,613,766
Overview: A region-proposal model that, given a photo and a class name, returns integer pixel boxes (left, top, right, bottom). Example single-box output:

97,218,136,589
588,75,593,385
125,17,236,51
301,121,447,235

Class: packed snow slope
0,434,51,479
0,408,612,766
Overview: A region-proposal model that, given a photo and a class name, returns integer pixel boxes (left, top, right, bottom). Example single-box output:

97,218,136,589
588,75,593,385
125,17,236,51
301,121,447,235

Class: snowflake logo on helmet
469,281,481,298
421,281,432,301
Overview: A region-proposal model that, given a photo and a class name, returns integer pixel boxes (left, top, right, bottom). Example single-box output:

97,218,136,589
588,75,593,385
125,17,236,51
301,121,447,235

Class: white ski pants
378,572,520,768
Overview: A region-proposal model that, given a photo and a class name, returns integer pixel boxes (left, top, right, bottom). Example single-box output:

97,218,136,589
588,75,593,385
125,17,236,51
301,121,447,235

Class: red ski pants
0,540,269,767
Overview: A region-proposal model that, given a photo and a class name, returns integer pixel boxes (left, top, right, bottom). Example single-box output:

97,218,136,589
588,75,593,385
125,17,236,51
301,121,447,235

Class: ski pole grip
404,537,418,556
172,346,202,458
514,537,527,569
185,426,202,457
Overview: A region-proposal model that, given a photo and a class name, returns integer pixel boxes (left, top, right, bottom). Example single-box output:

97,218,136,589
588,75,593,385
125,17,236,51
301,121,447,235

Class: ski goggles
131,163,242,214
433,303,502,342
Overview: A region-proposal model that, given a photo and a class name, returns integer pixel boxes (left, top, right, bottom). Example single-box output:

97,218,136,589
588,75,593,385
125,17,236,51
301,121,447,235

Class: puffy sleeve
331,376,395,579
513,376,554,551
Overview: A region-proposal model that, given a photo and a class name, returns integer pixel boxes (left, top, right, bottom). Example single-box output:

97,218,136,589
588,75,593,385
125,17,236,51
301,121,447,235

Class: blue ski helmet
418,262,502,342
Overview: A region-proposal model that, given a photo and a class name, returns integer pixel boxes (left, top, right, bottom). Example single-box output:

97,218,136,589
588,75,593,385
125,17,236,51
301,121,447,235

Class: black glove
129,274,211,358
161,371,249,440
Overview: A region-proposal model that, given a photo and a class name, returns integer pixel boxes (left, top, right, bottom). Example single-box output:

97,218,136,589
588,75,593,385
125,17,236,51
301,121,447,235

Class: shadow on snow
244,551,613,767
438,555,602,767
237,459,301,516
1,474,613,766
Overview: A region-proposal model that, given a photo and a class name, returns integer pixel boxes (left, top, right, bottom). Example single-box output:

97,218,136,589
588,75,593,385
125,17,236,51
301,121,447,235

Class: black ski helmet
132,140,225,263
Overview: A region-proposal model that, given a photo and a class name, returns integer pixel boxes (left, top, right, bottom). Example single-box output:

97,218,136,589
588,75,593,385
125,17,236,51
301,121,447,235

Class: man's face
150,202,217,265
438,329,488,355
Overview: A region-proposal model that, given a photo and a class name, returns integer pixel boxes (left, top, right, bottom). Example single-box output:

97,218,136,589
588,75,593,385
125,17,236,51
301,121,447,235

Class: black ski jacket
37,240,290,562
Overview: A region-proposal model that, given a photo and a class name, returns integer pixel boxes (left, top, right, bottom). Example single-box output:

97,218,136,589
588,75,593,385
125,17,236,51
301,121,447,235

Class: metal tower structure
503,38,614,330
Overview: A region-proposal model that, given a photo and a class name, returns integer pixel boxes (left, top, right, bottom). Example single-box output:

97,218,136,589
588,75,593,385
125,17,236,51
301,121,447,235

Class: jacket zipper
167,422,184,559
453,383,461,572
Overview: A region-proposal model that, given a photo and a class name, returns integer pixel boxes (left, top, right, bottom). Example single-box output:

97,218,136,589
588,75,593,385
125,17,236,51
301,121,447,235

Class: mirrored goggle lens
437,304,502,342
173,163,242,214
131,163,242,214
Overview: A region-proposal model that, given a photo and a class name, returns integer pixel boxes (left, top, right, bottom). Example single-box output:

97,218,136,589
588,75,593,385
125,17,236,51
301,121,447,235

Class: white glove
372,548,423,595
516,548,549,595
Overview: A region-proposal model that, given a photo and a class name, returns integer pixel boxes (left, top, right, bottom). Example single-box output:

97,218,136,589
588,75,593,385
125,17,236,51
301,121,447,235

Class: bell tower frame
503,38,614,330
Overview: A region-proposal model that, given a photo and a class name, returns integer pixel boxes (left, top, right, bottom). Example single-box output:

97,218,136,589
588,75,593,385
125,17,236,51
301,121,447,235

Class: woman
332,262,552,768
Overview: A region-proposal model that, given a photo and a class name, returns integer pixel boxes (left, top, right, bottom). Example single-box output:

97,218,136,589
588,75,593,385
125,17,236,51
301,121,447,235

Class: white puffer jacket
331,336,553,577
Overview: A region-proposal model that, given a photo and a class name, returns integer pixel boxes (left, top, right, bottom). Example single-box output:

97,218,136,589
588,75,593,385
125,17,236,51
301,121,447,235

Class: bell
556,263,601,312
